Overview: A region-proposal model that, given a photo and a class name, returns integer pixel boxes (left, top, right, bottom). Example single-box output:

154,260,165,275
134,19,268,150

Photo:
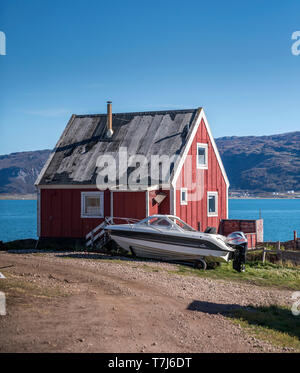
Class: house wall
148,190,170,215
40,188,109,238
112,191,146,221
175,118,228,231
40,188,146,238
40,188,111,238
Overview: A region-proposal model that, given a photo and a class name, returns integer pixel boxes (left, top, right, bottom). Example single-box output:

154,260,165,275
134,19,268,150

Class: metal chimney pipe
106,101,113,137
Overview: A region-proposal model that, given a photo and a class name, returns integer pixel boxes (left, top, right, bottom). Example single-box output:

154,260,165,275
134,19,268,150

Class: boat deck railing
111,216,196,235
86,215,199,248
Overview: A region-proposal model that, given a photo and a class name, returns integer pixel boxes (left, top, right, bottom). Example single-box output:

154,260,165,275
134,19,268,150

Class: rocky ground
0,250,295,353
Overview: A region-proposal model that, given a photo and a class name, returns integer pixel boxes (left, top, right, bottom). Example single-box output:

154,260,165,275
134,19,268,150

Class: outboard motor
226,231,248,272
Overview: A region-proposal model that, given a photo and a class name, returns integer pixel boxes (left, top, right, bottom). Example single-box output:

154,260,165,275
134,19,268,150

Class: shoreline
0,195,299,201
229,197,300,200
0,194,37,200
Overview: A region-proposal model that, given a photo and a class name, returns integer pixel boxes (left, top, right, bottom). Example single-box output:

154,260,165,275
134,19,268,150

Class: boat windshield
136,215,196,232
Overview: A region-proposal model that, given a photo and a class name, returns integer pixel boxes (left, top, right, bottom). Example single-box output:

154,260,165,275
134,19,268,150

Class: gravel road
0,250,294,353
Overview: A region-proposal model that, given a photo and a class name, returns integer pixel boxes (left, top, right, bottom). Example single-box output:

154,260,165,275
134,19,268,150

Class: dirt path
0,251,293,353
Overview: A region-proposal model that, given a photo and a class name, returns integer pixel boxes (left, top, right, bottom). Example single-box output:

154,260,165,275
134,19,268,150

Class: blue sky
0,0,300,154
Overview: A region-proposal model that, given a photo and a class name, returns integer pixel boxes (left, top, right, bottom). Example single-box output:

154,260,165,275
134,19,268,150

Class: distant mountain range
215,131,299,193
0,150,51,194
0,131,299,194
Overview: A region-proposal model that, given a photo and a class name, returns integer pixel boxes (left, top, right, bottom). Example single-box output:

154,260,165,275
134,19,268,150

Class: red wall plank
148,190,170,215
112,191,146,220
175,118,227,231
41,188,109,238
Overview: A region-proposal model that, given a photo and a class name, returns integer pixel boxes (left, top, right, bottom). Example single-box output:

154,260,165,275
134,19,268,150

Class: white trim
37,184,163,191
81,191,104,218
37,185,99,190
35,114,76,186
196,143,208,169
37,185,101,189
110,191,114,222
207,191,218,217
201,110,230,187
180,188,188,205
37,188,41,237
145,190,149,216
171,108,202,186
171,108,229,188
111,185,162,191
35,152,56,187
170,185,175,215
226,186,229,219
146,185,161,191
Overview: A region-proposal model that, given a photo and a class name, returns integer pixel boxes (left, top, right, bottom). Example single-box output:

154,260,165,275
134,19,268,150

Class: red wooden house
35,103,230,247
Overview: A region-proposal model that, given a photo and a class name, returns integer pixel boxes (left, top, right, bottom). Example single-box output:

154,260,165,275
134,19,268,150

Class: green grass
141,264,160,272
0,272,67,299
229,305,300,351
58,251,300,290
168,261,300,290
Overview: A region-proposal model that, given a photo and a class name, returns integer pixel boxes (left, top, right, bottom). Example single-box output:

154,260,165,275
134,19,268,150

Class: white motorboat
105,215,247,271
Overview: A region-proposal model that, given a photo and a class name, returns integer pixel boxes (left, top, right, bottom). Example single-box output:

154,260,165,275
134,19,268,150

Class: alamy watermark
291,31,300,56
95,148,205,202
0,31,6,55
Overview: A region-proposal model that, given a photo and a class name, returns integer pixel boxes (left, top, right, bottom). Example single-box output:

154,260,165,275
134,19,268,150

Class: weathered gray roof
36,109,199,186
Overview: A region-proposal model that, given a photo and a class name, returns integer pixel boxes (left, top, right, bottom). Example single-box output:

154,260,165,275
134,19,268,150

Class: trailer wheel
194,259,207,270
129,247,136,257
207,262,219,269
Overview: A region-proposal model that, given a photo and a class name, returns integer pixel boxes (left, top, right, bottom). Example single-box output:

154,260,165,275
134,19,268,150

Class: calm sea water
229,199,300,242
0,200,37,242
0,199,299,243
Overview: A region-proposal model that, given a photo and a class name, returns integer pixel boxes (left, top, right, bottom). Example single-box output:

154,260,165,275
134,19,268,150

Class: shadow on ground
56,252,135,261
1,248,135,262
188,300,300,341
55,252,213,270
2,249,63,254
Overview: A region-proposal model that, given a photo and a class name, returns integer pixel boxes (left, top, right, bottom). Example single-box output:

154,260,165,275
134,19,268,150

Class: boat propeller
227,231,248,272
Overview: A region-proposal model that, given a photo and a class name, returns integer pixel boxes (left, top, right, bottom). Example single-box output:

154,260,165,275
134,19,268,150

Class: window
207,192,218,216
180,188,188,205
197,143,208,169
81,192,104,218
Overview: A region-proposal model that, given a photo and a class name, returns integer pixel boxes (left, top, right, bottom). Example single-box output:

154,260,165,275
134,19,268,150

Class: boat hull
109,230,231,263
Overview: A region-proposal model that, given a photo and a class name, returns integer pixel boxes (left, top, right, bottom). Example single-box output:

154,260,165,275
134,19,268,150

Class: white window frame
196,143,208,169
207,191,218,217
180,188,188,205
81,191,104,218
